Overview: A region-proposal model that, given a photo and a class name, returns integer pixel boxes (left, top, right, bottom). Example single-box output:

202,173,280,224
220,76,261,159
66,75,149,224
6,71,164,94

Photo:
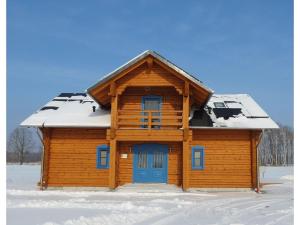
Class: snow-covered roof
21,93,278,129
87,50,214,94
21,93,110,128
190,94,278,129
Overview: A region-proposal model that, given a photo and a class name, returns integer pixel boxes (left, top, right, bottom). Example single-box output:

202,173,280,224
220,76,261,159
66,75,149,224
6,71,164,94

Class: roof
190,94,278,129
86,50,214,94
21,93,278,129
21,93,110,128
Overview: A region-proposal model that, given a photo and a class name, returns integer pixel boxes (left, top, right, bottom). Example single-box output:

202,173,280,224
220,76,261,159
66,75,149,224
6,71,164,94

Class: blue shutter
96,145,110,169
192,146,205,170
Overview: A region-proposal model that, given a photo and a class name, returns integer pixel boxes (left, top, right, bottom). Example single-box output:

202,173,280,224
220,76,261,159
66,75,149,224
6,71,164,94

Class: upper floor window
96,145,110,169
142,96,162,111
142,96,162,129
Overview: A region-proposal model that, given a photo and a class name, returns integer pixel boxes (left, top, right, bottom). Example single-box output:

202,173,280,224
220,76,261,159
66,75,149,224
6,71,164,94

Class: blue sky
7,0,293,134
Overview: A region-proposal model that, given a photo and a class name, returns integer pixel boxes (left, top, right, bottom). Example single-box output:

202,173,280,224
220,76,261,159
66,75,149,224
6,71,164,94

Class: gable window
96,145,110,169
214,102,226,108
192,146,205,170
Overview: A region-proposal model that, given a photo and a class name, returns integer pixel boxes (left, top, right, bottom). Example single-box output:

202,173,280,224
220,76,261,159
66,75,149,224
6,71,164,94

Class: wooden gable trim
153,58,211,105
146,57,153,74
153,59,210,96
89,58,149,98
114,62,185,96
108,82,116,97
184,81,189,97
89,54,212,106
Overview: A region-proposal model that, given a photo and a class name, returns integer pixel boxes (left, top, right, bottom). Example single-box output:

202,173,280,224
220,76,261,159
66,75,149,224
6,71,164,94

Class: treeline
6,151,42,164
6,127,42,164
259,125,294,166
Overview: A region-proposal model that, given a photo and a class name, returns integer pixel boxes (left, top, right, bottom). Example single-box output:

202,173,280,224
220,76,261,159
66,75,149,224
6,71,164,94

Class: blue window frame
141,95,162,129
192,146,204,170
96,145,110,169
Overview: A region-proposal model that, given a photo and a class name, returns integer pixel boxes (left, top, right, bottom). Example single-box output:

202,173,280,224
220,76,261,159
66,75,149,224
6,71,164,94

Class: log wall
189,129,256,188
47,128,109,187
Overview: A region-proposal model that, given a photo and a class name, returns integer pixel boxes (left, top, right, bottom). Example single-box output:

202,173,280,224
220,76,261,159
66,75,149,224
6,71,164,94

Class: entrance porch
116,141,183,188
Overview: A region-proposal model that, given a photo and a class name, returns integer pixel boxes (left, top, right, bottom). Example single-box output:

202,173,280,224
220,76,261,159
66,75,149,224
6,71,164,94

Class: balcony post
148,111,152,130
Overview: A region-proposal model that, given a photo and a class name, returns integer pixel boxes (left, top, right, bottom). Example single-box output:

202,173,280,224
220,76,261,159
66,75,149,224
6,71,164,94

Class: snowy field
7,165,293,225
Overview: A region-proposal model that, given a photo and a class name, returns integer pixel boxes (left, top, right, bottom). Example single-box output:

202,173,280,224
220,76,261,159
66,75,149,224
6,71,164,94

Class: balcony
117,110,183,130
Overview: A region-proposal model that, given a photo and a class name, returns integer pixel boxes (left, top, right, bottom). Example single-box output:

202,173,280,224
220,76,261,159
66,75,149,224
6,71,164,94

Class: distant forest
259,125,294,166
7,125,294,166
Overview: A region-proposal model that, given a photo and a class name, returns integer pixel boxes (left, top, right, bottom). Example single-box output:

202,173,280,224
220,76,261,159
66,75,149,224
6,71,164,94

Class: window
192,146,204,170
214,102,226,108
96,145,110,169
138,151,147,168
142,96,162,129
224,101,242,108
153,151,163,168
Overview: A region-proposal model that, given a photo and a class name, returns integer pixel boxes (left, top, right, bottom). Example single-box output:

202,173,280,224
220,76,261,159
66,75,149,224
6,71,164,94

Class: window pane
143,97,161,129
101,151,107,158
194,158,201,167
144,99,160,110
194,151,201,159
138,152,147,168
100,157,106,166
214,102,226,108
153,152,163,168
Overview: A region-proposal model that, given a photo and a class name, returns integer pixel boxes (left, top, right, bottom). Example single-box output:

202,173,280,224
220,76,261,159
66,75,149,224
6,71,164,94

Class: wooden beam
91,86,111,106
106,129,111,141
184,81,189,97
182,87,190,191
110,127,116,139
109,92,118,189
109,139,117,189
117,84,128,96
182,140,189,191
251,131,258,190
41,128,51,189
89,59,147,98
255,131,263,191
148,112,152,130
146,57,153,74
110,94,118,131
113,129,183,141
108,82,116,97
182,92,190,129
183,128,189,141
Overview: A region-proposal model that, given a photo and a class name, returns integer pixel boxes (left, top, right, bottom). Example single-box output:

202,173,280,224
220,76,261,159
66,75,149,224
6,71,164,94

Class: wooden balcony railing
117,110,183,130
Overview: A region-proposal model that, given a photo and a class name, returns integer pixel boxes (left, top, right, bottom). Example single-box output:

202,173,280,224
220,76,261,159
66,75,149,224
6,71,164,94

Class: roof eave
190,126,279,130
20,124,110,128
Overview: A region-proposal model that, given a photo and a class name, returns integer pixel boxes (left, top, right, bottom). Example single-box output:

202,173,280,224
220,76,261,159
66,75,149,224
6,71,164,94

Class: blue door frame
133,143,168,183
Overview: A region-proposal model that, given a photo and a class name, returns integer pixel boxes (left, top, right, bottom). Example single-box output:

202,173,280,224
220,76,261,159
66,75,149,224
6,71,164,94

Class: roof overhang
86,50,214,106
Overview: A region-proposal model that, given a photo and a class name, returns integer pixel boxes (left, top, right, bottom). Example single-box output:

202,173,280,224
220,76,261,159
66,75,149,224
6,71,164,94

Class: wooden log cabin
21,50,278,191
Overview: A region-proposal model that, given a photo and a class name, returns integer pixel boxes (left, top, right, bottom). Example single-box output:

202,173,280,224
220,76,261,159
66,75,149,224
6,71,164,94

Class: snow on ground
7,165,293,225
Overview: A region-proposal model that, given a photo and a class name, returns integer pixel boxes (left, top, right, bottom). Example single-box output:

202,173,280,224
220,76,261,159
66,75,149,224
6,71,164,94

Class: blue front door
133,144,168,183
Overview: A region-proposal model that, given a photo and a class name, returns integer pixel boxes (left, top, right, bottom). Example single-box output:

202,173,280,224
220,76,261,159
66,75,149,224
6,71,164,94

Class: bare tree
7,127,35,165
259,125,294,166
